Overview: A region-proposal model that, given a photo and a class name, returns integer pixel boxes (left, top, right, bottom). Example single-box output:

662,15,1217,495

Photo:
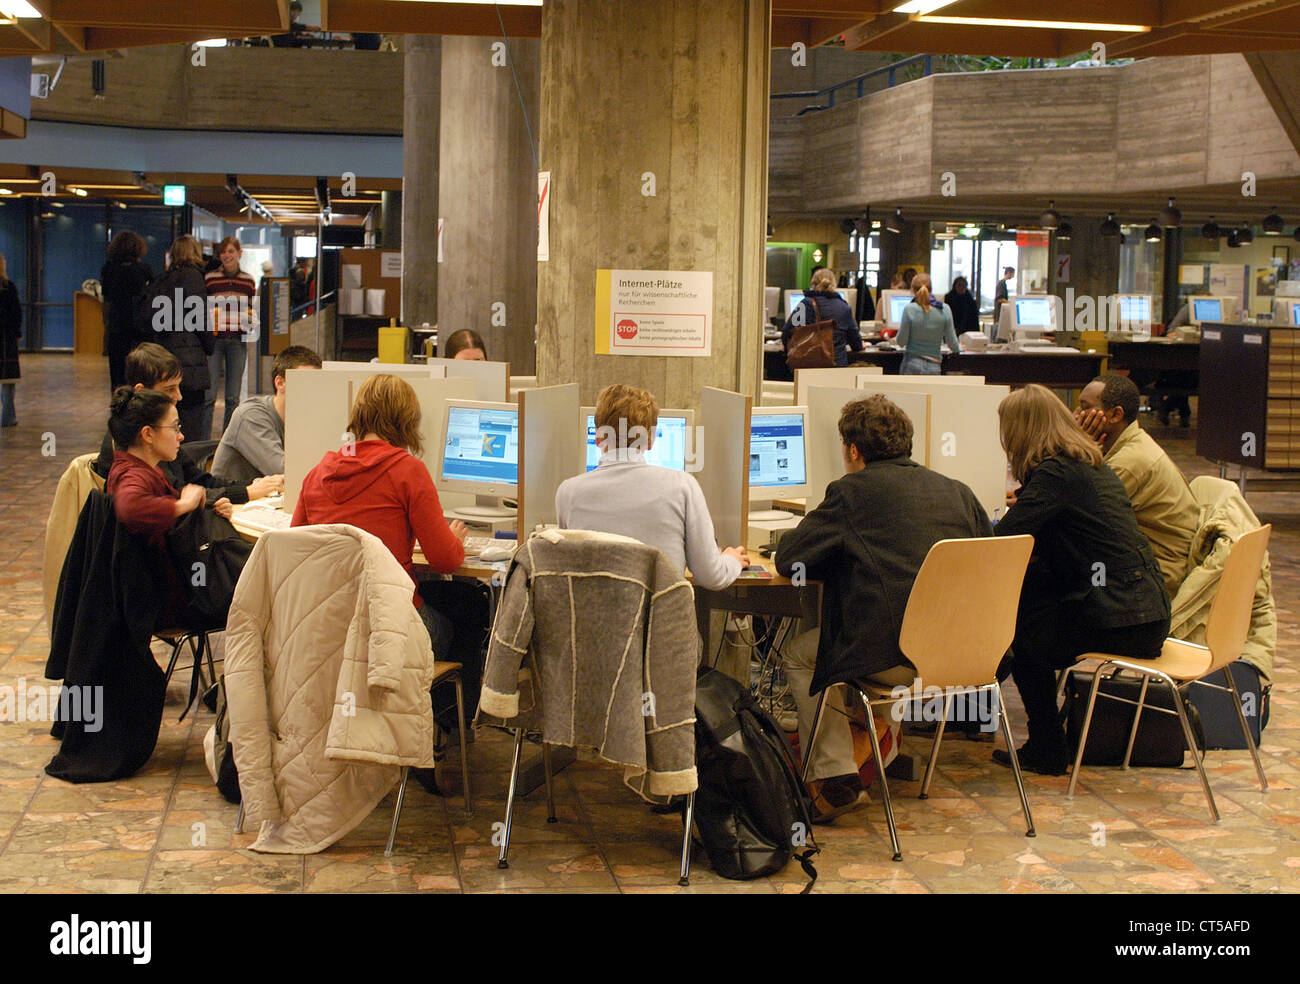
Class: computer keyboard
463,536,502,557
238,508,293,532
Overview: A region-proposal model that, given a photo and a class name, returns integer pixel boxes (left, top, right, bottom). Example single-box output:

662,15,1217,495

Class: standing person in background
901,268,917,289
0,252,20,427
204,238,258,438
993,266,1015,325
781,268,864,369
897,273,959,375
147,236,212,440
101,231,154,390
443,328,487,361
944,276,981,336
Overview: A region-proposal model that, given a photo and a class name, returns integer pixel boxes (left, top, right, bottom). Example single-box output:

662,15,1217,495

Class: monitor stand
749,509,794,522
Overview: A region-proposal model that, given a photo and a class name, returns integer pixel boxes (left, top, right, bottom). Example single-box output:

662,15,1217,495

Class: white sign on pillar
594,269,713,357
437,218,444,264
538,170,550,262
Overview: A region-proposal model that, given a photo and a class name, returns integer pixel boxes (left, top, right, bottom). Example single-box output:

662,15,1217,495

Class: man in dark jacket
775,395,991,819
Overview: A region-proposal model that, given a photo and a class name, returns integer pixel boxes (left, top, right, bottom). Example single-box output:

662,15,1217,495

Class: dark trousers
417,577,492,726
107,332,142,390
1011,598,1167,754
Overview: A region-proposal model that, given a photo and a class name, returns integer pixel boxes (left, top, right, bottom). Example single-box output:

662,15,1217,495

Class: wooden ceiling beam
325,0,541,37
45,0,282,32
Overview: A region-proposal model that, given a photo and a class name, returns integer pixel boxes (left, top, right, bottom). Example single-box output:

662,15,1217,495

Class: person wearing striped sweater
203,237,258,439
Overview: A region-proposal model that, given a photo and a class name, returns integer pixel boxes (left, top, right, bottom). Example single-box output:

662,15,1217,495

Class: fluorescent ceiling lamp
914,15,1151,32
893,0,954,12
195,38,227,47
386,0,541,4
0,2,42,18
0,188,11,195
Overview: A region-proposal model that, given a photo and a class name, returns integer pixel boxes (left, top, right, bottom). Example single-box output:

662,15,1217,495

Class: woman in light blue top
897,273,960,375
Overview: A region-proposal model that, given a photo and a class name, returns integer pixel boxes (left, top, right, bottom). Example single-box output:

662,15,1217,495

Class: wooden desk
1106,339,1200,375
691,555,818,644
849,348,1105,388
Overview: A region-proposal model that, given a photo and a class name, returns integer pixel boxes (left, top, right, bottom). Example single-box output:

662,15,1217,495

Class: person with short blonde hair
556,382,747,590
993,384,1170,775
780,269,863,369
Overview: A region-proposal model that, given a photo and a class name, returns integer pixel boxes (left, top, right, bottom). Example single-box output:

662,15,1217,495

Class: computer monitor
1115,294,1153,331
1187,295,1238,326
764,286,781,323
581,407,696,472
748,407,809,512
437,400,519,503
783,289,805,320
880,290,913,327
1011,295,1058,333
1277,299,1300,326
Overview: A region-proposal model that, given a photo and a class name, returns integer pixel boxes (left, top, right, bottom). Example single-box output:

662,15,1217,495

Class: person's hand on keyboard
449,519,469,543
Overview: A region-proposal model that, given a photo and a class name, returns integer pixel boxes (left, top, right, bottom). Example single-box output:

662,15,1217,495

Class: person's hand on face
1074,407,1108,442
212,497,233,519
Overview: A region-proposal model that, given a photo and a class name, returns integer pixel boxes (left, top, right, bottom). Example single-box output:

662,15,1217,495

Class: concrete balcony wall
33,46,403,136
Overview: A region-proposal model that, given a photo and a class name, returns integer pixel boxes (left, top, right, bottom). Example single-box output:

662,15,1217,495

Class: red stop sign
616,318,639,340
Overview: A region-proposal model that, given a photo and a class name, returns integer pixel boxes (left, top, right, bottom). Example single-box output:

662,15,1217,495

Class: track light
885,208,903,234
1158,197,1181,227
1226,230,1240,248
1238,226,1254,244
1144,222,1162,243
1200,217,1220,240
1099,212,1120,236
1039,200,1061,229
1056,220,1073,239
1263,208,1285,235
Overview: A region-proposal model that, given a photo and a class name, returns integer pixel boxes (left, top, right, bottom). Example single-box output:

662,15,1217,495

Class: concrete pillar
438,36,540,371
1051,218,1119,322
401,35,440,329
535,0,771,408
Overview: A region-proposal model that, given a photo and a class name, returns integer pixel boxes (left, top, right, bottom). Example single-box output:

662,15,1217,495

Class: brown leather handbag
785,296,836,370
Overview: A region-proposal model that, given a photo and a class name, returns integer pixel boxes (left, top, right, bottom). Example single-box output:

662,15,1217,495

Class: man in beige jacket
1076,373,1198,597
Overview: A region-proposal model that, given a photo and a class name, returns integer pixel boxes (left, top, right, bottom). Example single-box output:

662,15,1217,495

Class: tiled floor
1,354,1297,893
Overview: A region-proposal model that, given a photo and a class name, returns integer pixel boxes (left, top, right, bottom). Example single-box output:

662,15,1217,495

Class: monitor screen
888,294,912,325
1014,297,1055,328
1192,298,1223,323
441,405,519,486
1292,304,1300,327
787,290,805,317
1118,296,1151,323
585,414,689,471
749,412,808,489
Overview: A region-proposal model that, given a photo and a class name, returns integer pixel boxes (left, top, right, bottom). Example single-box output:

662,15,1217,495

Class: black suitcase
1186,660,1270,749
1064,669,1204,768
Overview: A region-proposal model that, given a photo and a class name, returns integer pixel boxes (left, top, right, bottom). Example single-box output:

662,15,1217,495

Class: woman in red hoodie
291,373,468,642
106,386,233,626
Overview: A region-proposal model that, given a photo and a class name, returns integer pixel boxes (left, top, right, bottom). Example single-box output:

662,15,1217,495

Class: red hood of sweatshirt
312,440,411,503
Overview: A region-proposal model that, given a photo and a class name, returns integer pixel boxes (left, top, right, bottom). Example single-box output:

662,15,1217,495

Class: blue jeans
900,353,941,375
204,337,247,439
0,382,14,426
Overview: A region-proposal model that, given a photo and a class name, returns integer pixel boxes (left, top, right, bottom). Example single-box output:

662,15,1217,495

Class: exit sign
163,185,186,206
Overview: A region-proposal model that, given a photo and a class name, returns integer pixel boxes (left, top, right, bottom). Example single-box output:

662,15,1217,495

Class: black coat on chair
45,491,168,782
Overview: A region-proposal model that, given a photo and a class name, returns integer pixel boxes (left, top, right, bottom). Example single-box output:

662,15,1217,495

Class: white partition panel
427,357,510,402
806,386,931,510
321,361,433,377
698,387,752,550
858,378,1009,519
856,372,983,387
794,366,874,409
518,384,582,537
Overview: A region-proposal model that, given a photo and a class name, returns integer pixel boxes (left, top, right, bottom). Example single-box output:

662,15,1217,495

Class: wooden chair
1066,525,1271,822
803,535,1036,861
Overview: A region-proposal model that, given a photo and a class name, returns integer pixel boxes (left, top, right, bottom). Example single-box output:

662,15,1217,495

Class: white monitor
784,289,805,319
1011,295,1058,334
1275,299,1300,326
764,286,781,323
581,406,696,472
880,290,913,327
1187,295,1238,326
1115,294,1153,331
748,406,809,503
437,399,520,499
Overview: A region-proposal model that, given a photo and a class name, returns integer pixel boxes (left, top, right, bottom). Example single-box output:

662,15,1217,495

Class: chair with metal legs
385,661,474,855
154,627,220,721
1067,525,1271,822
800,535,1036,862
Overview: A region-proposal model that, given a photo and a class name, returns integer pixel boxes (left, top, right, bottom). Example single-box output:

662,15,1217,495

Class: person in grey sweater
212,345,321,484
555,384,747,591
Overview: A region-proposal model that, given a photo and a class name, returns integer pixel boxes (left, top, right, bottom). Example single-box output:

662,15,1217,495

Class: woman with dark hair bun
106,386,232,625
102,231,154,389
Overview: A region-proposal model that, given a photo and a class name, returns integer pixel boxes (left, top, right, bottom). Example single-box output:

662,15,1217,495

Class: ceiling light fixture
1100,212,1120,236
1056,221,1073,239
1158,197,1181,227
912,15,1151,32
892,0,956,13
1038,200,1060,229
1226,230,1240,248
1200,217,1220,240
1263,208,1285,235
1238,226,1254,244
0,188,11,196
1144,222,1162,243
886,208,903,234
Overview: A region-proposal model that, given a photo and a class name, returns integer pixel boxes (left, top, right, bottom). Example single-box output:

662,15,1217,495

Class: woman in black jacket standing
781,268,864,368
148,236,212,439
994,384,1171,775
101,231,154,390
943,276,981,336
0,252,20,427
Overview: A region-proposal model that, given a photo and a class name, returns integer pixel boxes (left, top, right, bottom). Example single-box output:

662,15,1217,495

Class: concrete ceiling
3,1,1300,57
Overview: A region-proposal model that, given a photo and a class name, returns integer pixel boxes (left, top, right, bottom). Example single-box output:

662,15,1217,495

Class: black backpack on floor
693,669,819,892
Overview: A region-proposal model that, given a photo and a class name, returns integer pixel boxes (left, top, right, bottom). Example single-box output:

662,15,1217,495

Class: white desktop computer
1187,295,1238,326
1115,294,1153,336
581,407,696,472
437,399,520,518
1274,299,1300,327
879,290,913,330
1005,295,1060,349
748,407,809,521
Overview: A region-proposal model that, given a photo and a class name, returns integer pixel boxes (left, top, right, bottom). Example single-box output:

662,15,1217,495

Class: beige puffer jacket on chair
225,524,437,854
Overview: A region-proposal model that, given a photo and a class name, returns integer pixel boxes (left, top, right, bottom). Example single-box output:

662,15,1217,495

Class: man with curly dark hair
775,395,992,821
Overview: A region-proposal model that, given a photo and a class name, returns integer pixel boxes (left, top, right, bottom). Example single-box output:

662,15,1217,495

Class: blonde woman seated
555,383,747,591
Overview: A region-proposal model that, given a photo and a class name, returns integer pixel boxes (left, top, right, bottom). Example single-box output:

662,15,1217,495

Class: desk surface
847,347,1105,387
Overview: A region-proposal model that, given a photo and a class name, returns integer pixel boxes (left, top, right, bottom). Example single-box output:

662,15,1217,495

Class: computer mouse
477,545,514,563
